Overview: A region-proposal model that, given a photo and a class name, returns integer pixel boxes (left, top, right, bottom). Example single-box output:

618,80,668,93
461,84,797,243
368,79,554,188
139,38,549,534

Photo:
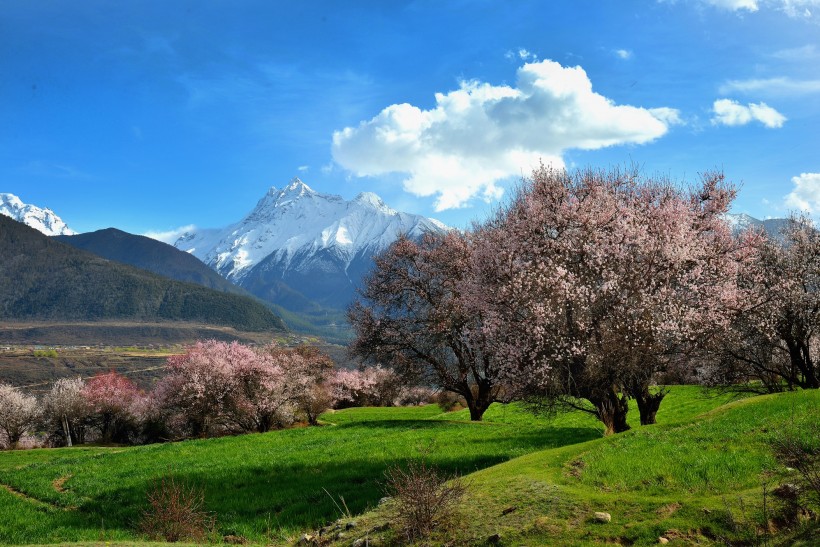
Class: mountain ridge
0,215,286,332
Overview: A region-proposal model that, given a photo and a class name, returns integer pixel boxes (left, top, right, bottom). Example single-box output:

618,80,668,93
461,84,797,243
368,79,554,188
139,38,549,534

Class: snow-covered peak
175,177,449,280
0,192,75,236
724,213,791,241
353,191,397,215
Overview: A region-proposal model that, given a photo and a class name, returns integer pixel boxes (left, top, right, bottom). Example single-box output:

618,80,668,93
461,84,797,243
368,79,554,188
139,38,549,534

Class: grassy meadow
0,386,817,545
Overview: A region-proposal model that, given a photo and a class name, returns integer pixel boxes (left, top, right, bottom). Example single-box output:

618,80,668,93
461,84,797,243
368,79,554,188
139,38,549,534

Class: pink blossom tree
0,383,41,449
349,232,507,421
708,215,820,391
471,166,754,433
158,340,336,436
158,340,248,437
261,344,336,426
82,371,141,443
329,365,405,408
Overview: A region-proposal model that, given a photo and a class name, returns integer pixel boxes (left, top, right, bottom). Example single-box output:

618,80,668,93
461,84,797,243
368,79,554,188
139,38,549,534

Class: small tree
712,216,820,392
0,383,41,449
350,232,506,421
258,344,335,426
82,372,141,443
159,341,246,437
44,377,89,446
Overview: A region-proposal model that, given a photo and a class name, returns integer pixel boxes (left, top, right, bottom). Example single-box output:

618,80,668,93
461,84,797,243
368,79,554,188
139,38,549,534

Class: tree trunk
463,381,494,421
785,338,820,389
593,389,630,435
62,415,73,447
635,388,667,426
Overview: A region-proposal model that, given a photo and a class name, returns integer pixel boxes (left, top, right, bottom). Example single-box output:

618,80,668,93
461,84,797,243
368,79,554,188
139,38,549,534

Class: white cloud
711,98,786,127
770,44,820,60
720,77,820,96
518,48,537,61
332,60,679,211
297,165,309,172
697,0,820,16
703,0,759,11
784,173,820,212
506,48,538,62
615,49,633,60
143,224,197,244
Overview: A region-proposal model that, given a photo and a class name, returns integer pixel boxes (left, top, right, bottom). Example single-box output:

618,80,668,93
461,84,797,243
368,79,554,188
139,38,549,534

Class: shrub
139,476,215,542
383,460,466,541
330,366,404,408
773,423,820,509
433,390,465,412
395,386,436,407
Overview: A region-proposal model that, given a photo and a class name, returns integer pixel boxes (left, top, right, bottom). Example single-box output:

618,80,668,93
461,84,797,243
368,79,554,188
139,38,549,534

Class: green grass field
0,386,817,545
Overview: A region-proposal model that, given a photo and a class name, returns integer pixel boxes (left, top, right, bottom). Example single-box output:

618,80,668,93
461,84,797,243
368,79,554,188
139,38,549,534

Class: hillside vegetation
0,216,285,333
55,228,248,296
0,386,816,545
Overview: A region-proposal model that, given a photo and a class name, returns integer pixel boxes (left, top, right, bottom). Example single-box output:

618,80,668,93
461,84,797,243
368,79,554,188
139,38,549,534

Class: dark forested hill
55,228,244,295
0,216,286,332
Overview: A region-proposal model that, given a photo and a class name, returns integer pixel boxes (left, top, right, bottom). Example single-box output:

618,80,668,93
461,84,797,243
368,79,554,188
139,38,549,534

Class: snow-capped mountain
174,178,448,312
0,193,75,236
724,213,790,240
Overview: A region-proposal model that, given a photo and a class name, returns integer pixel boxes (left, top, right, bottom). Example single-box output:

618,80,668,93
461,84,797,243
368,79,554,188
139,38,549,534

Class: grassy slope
347,389,820,546
0,387,816,546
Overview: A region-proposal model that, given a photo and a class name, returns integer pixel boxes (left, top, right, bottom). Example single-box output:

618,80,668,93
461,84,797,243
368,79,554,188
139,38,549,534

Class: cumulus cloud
143,224,197,244
711,98,786,128
332,60,679,211
785,173,820,212
615,49,633,60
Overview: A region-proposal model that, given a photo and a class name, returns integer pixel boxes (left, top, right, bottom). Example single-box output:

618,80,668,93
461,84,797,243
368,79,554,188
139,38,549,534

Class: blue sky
2,0,819,236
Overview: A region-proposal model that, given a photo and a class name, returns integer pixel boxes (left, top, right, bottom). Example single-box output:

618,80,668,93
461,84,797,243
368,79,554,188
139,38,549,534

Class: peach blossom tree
470,166,754,433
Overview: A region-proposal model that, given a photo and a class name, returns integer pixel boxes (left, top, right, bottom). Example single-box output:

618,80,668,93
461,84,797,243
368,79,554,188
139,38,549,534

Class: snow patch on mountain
0,193,75,236
174,178,449,281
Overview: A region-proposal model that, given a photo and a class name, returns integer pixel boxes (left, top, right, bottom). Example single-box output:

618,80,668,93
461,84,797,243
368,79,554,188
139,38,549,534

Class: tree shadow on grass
75,424,602,540
0,419,604,543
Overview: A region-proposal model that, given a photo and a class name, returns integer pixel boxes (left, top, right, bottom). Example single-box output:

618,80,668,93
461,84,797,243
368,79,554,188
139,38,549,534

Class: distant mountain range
0,215,285,332
0,193,74,236
172,178,449,321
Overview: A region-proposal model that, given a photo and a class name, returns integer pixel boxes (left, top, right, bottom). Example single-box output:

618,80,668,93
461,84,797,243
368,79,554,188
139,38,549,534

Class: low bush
383,459,466,541
138,476,215,542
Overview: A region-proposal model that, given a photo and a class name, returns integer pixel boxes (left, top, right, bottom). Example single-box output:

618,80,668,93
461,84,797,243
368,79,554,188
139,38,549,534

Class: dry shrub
433,391,465,412
383,460,466,541
773,423,820,509
139,476,215,542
